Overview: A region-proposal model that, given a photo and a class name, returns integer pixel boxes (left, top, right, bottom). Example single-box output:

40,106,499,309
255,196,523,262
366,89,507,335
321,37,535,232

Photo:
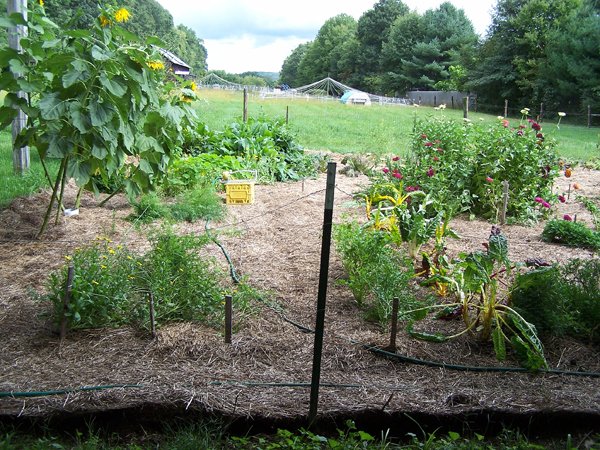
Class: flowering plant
0,4,197,235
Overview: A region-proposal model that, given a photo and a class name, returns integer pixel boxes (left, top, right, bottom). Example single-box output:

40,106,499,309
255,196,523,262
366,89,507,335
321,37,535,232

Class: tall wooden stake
286,106,289,124
463,96,469,119
388,297,399,352
7,0,29,174
504,99,508,118
59,265,75,341
500,181,509,225
308,161,336,425
224,294,232,344
243,88,248,123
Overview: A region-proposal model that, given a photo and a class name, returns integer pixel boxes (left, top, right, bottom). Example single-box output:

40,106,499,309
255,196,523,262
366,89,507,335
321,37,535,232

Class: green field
1,88,598,207
194,89,600,160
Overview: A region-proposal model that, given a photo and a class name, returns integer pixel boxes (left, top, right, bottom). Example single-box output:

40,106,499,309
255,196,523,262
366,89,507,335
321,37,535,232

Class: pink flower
382,167,390,174
392,172,403,179
426,166,435,177
558,195,566,203
517,130,524,136
502,119,509,128
405,185,420,192
486,176,494,183
531,122,541,131
424,142,433,147
433,156,440,162
536,133,544,139
421,134,427,139
392,156,400,161
542,201,551,208
563,214,572,221
437,148,444,154
534,197,543,203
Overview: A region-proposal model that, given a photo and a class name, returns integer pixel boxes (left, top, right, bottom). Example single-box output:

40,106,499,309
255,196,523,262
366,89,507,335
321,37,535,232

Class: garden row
334,114,600,370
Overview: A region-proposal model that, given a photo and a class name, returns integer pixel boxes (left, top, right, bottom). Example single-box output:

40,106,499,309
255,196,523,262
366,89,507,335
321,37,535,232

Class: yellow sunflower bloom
148,60,165,70
99,15,111,27
39,0,44,6
114,7,131,23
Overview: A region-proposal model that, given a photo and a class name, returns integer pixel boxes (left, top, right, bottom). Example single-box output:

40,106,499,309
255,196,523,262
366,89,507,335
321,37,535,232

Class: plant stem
55,156,69,224
37,157,66,238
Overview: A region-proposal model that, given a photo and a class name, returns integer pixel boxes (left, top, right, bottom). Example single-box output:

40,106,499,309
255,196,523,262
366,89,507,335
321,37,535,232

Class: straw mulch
1,156,599,426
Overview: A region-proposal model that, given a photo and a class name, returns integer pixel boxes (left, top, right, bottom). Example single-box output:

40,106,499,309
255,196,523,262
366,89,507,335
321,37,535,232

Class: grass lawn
194,89,600,160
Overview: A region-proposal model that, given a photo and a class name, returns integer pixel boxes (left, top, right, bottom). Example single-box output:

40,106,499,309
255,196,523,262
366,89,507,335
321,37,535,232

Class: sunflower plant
0,3,197,235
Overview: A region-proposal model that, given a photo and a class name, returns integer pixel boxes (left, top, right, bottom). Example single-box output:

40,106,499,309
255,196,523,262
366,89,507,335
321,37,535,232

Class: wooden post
388,297,399,352
309,161,336,425
504,99,508,118
539,102,544,122
59,265,75,341
242,88,248,123
588,105,592,128
224,294,232,344
433,95,437,107
286,106,289,124
463,96,469,119
451,96,454,109
149,292,156,339
7,0,29,174
500,181,509,225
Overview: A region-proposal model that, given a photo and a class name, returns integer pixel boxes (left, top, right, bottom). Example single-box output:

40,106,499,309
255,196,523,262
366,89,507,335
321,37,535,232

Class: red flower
433,156,439,162
502,119,509,128
392,156,400,161
486,176,494,183
424,142,433,147
558,195,566,203
421,134,427,139
531,122,541,131
426,166,435,177
392,172,403,179
563,214,572,221
405,185,420,192
534,197,543,203
536,133,544,139
382,167,390,174
517,130,524,136
542,201,551,208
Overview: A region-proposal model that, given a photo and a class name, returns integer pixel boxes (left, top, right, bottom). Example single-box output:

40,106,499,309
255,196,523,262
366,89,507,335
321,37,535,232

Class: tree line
279,0,600,114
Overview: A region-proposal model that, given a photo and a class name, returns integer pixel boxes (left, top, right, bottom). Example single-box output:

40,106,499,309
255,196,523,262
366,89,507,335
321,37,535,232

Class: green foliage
402,116,559,222
130,191,170,223
183,116,325,184
169,185,225,222
333,221,420,325
0,4,198,234
541,219,600,250
512,259,600,344
43,231,253,330
579,196,600,229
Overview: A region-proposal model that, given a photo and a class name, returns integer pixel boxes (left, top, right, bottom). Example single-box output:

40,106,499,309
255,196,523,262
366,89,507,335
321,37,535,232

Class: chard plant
0,3,197,235
415,227,547,370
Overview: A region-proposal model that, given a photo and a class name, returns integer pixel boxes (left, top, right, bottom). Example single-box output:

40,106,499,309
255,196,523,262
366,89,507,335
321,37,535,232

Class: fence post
286,106,289,125
242,88,248,123
588,105,592,128
463,96,469,119
504,99,508,118
539,102,544,122
309,161,336,425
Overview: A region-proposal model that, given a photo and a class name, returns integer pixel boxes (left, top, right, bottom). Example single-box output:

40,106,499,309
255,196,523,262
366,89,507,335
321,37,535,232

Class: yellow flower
91,280,99,285
127,255,133,260
99,15,111,27
38,0,44,6
114,7,131,23
181,95,193,103
101,265,107,269
108,248,116,255
64,255,72,261
190,81,197,91
148,60,165,71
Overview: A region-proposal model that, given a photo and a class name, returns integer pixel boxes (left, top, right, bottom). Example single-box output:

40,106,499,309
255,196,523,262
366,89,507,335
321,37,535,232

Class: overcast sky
154,0,497,74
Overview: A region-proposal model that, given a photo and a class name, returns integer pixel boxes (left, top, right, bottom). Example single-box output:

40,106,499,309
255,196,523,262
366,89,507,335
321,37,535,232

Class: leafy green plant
130,192,170,223
541,219,600,250
579,196,600,230
44,230,254,331
170,184,225,222
512,259,600,345
415,227,547,370
334,222,421,325
0,4,199,235
400,116,559,222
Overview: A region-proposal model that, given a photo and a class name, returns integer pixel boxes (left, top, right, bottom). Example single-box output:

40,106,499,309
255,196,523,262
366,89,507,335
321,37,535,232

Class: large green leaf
68,159,92,186
69,103,90,133
492,325,506,361
92,143,108,160
99,73,127,97
89,101,114,127
91,45,112,61
39,92,67,120
0,106,18,128
63,69,87,88
138,159,154,175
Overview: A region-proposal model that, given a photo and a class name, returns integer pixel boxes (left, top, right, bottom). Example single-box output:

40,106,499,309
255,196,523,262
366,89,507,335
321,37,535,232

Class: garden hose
0,384,143,399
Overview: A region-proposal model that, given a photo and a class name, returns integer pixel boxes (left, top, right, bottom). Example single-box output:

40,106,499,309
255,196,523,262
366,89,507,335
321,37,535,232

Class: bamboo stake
225,294,232,344
59,265,75,341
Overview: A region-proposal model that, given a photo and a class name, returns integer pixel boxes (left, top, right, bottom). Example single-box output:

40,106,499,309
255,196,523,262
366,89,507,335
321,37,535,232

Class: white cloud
155,0,496,73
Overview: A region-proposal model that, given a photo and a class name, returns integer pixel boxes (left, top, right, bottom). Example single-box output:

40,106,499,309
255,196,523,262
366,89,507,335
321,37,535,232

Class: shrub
511,259,600,344
398,116,559,222
333,222,420,325
541,219,600,250
170,185,225,222
44,231,254,331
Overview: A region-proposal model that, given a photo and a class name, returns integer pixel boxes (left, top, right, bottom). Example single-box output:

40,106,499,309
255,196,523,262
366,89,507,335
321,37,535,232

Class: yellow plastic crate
225,180,255,204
